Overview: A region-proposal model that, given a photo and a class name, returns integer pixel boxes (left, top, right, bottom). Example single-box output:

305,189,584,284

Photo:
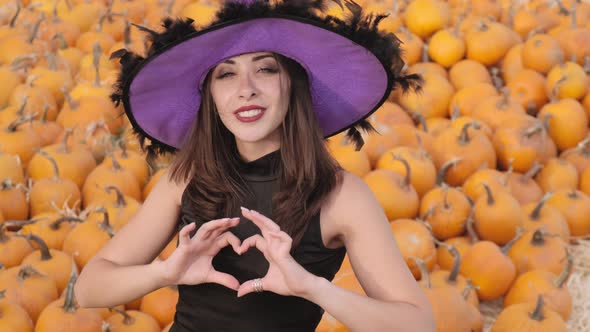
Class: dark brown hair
167,53,344,249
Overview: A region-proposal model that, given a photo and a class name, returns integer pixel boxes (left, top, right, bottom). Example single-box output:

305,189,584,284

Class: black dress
169,149,347,332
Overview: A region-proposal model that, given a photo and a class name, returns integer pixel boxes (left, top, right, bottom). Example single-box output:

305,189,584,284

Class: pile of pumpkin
0,0,590,331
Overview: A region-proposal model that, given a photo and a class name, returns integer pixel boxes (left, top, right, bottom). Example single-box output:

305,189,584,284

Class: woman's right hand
161,217,242,290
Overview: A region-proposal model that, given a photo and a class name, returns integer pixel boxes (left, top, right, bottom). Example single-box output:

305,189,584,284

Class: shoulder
323,170,385,239
157,167,191,207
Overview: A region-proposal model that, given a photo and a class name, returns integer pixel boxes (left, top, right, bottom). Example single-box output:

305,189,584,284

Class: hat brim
123,15,391,150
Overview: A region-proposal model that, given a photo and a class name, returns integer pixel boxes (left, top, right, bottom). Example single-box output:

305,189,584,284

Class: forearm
74,258,168,308
303,277,435,332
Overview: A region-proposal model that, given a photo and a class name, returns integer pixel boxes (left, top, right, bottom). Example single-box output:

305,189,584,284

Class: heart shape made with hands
220,207,311,298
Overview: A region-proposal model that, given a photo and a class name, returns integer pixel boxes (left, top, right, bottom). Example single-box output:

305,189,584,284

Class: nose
238,72,258,99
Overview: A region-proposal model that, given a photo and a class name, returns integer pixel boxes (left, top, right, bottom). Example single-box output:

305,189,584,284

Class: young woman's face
210,52,291,148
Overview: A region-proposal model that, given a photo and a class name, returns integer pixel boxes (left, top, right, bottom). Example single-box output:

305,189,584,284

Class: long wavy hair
167,52,344,250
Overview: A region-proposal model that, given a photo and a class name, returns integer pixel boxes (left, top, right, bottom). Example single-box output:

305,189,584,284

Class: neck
236,141,281,162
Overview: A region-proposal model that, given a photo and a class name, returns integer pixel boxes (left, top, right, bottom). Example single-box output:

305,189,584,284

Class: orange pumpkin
521,193,571,242
104,308,162,332
140,285,179,328
35,268,104,332
376,147,436,197
390,219,436,279
0,288,34,332
448,59,492,90
504,253,573,320
0,265,59,323
431,123,497,186
507,229,568,276
546,189,590,236
363,169,419,221
459,238,517,301
490,296,567,332
419,185,471,240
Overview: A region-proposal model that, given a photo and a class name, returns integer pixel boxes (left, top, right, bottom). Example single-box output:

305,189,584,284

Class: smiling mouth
235,109,265,122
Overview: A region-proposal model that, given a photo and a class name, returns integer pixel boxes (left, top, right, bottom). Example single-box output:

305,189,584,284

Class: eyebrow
222,54,274,65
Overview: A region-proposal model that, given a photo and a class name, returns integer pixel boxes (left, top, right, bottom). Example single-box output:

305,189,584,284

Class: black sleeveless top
169,149,347,332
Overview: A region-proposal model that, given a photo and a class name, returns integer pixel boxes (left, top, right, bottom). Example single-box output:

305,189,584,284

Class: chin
232,125,281,143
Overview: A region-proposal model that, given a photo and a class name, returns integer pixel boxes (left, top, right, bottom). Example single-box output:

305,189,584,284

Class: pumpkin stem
36,149,61,180
9,0,21,28
442,185,450,209
63,263,78,313
15,96,28,117
62,87,80,111
501,227,525,254
421,43,429,63
530,192,553,220
411,112,428,133
17,265,46,281
497,87,511,109
433,238,461,283
574,135,590,156
410,256,431,288
555,249,574,288
119,139,129,158
166,0,176,15
0,178,14,190
523,122,544,138
59,127,75,154
524,161,543,181
0,218,41,241
14,233,52,260
450,105,460,120
490,67,503,91
529,295,545,321
481,182,495,205
458,122,480,146
124,20,132,48
567,189,578,199
437,158,462,186
6,113,37,132
50,215,84,230
583,56,590,75
109,307,136,325
462,279,479,301
106,185,127,208
52,32,68,50
391,153,412,188
531,229,546,246
93,42,102,87
40,104,50,123
28,12,44,44
551,76,568,102
95,207,115,238
466,214,479,243
571,0,578,28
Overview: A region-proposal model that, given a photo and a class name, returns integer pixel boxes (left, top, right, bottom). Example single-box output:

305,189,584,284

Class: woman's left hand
236,207,319,298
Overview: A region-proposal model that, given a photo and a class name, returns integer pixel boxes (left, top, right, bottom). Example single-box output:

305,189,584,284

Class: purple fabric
129,18,387,149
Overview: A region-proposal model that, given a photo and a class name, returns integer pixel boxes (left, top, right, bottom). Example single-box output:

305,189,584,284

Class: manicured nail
240,206,249,212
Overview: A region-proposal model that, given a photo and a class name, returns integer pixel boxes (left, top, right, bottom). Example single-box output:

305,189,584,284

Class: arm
74,168,184,308
302,172,435,332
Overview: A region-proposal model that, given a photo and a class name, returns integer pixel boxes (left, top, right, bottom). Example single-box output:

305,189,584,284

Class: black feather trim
110,0,423,157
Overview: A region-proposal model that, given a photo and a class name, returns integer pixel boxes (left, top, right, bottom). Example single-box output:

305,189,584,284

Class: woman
74,1,435,331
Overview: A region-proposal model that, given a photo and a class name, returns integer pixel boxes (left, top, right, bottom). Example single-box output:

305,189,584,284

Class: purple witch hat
110,0,422,158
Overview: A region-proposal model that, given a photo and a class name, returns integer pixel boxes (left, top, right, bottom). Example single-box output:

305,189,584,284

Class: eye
215,67,278,80
260,67,278,73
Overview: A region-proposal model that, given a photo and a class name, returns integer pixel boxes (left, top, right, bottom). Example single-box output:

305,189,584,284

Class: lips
235,108,265,123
